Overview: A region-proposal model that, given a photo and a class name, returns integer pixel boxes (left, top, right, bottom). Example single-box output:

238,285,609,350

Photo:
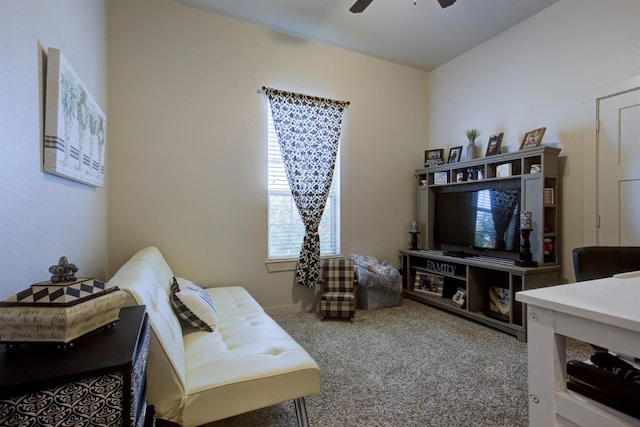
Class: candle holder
515,228,538,267
409,231,420,250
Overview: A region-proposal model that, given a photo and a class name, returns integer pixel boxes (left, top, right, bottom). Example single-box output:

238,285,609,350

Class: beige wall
428,0,640,282
0,1,108,297
107,0,429,312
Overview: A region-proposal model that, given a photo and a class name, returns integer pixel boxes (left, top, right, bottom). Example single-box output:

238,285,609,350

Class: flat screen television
433,186,521,255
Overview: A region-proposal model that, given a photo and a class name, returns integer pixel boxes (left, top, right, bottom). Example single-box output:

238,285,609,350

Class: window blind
267,105,340,259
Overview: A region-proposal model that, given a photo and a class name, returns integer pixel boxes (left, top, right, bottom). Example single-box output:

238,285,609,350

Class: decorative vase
466,139,477,160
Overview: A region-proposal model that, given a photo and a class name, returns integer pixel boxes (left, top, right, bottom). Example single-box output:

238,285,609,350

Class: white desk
516,274,640,426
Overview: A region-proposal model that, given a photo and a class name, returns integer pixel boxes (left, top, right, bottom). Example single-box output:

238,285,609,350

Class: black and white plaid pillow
170,277,218,332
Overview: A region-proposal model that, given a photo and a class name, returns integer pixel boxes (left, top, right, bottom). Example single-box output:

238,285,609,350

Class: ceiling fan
350,0,457,14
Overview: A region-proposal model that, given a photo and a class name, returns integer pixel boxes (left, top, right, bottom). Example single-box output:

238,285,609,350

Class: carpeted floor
206,299,591,427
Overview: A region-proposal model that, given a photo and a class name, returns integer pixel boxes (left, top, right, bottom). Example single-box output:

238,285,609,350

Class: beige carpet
207,299,591,427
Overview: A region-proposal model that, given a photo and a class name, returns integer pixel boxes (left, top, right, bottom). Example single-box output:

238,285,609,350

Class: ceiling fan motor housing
350,0,456,13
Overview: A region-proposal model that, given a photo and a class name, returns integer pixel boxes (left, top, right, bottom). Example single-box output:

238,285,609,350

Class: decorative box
496,163,512,177
434,172,448,185
0,279,126,346
5,278,110,304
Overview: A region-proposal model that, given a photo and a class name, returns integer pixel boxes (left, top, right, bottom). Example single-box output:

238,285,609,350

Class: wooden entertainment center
402,146,562,341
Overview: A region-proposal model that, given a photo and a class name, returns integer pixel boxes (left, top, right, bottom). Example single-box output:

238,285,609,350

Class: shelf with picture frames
406,145,563,340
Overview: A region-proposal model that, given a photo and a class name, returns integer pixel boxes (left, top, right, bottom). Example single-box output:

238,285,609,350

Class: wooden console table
516,273,640,426
0,305,151,426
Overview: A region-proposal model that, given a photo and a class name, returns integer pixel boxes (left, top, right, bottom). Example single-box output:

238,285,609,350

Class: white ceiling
170,0,559,71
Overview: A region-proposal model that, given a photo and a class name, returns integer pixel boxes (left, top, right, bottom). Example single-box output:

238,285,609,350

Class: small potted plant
465,128,481,160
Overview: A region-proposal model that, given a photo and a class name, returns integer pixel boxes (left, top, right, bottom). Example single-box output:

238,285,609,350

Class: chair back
322,259,355,292
573,246,640,282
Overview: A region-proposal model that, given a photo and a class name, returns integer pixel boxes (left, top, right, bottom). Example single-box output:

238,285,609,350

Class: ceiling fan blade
437,0,457,8
350,0,374,13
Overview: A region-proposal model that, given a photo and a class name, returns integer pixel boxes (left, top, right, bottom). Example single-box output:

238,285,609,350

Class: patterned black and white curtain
265,87,348,287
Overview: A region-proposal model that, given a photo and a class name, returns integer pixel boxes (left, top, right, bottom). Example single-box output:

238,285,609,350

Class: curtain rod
261,86,350,106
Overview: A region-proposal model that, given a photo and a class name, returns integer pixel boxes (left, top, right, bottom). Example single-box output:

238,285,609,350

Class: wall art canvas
43,48,106,187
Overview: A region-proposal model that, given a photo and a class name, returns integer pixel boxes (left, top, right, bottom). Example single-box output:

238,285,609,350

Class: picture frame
543,187,555,205
447,146,463,163
519,127,546,150
485,132,504,156
489,287,511,316
43,48,106,187
414,272,444,297
424,149,444,167
452,287,466,307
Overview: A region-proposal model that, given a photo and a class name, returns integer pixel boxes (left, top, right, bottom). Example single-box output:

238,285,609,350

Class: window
267,105,340,260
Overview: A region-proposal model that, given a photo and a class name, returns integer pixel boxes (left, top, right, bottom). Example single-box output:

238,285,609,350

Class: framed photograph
424,149,444,167
520,127,546,150
485,132,504,156
489,287,511,316
452,287,466,307
448,146,463,163
414,273,444,297
543,187,555,205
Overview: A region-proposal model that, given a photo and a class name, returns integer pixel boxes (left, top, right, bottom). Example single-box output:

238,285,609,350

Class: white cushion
182,286,321,427
171,277,218,332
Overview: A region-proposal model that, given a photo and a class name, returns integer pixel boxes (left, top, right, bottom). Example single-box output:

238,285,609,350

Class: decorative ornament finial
48,256,79,283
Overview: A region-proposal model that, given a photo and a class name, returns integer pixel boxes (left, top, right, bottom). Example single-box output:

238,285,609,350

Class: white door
597,88,640,245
